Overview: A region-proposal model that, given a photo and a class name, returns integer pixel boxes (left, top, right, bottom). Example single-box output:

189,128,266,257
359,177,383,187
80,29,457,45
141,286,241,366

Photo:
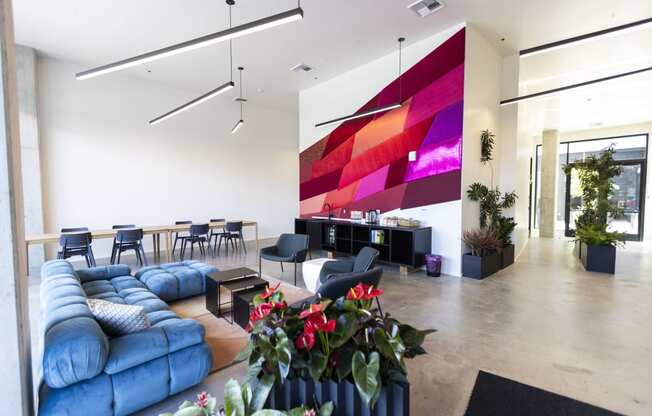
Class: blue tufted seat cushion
135,260,218,302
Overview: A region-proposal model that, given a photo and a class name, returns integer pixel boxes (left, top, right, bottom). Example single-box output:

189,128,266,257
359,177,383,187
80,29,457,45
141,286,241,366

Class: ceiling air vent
407,0,444,18
290,63,313,72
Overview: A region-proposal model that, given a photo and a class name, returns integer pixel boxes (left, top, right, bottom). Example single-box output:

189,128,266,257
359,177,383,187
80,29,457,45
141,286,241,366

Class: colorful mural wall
300,28,465,216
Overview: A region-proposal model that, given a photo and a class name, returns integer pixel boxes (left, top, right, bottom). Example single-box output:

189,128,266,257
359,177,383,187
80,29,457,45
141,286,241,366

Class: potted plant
466,182,518,269
236,284,434,415
160,383,334,416
564,147,625,274
462,228,503,279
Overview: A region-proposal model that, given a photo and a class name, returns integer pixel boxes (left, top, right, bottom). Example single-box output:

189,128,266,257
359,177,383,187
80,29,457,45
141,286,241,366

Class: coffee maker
366,209,380,224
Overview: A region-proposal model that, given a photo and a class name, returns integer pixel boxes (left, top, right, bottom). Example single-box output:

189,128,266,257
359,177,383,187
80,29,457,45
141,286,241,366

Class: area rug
464,371,622,416
170,276,312,373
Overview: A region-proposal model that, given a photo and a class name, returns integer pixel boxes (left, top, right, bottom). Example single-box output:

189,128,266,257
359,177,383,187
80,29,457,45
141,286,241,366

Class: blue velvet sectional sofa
39,260,213,416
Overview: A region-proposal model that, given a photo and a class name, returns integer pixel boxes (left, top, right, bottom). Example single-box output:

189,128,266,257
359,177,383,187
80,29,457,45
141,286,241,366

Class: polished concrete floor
29,237,652,415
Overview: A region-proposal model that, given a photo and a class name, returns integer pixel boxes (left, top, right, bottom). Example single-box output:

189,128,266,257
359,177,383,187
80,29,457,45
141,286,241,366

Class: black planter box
500,244,515,269
462,252,501,280
266,376,409,416
579,242,616,274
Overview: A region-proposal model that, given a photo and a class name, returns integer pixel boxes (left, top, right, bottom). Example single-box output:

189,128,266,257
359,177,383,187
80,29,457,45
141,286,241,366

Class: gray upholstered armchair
318,246,379,285
259,233,310,285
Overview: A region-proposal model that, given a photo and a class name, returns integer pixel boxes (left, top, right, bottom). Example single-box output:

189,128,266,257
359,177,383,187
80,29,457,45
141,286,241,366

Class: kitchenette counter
295,217,432,269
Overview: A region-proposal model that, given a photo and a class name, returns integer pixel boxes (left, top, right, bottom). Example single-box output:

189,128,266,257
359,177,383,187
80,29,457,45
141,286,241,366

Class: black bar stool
181,224,210,260
207,218,226,253
217,221,246,255
110,224,136,264
114,228,147,266
58,231,96,267
172,220,192,258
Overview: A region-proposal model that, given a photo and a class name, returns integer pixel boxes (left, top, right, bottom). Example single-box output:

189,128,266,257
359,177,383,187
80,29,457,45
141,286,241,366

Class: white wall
299,24,465,276
460,26,503,257
37,57,299,259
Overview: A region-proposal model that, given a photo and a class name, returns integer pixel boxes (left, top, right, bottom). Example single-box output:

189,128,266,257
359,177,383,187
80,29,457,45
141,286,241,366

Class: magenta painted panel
300,28,465,215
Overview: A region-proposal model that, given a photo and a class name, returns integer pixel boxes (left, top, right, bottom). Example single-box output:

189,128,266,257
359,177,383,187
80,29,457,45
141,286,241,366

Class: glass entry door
565,160,646,240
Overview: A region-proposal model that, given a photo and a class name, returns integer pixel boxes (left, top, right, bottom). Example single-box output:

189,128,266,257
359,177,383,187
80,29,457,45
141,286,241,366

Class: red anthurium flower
299,303,322,320
272,301,287,310
328,351,341,368
346,283,383,301
304,313,336,334
196,392,209,408
363,284,383,300
303,410,317,416
295,331,315,351
260,282,281,299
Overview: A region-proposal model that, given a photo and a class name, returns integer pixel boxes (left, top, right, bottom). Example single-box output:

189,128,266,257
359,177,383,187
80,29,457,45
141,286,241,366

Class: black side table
232,288,263,329
205,267,266,323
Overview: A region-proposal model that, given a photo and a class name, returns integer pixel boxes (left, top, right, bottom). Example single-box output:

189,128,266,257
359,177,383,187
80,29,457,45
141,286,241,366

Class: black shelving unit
295,218,432,268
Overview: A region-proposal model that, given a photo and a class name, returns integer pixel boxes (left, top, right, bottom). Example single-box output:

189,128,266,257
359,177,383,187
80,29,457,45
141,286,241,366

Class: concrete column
16,45,44,271
0,0,34,414
539,130,559,238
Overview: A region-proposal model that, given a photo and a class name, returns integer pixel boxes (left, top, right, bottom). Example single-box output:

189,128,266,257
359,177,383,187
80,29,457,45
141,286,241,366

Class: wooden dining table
24,220,259,269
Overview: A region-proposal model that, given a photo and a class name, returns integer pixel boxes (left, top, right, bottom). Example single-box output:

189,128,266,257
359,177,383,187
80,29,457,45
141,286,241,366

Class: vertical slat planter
266,377,410,416
579,242,616,274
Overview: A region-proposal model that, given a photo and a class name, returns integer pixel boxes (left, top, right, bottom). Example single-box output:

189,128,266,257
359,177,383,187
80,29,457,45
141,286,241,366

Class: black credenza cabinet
295,218,432,268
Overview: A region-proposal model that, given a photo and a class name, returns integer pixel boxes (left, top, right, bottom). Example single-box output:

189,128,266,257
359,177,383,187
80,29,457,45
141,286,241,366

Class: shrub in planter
564,147,626,274
496,216,516,268
462,229,502,279
235,283,434,414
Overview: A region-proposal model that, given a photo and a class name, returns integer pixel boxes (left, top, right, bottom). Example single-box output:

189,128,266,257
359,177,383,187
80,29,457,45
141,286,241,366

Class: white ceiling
13,0,652,123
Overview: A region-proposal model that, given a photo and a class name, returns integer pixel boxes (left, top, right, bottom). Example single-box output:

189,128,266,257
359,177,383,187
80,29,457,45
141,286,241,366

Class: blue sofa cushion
135,261,218,302
104,327,168,375
43,317,109,388
39,373,114,416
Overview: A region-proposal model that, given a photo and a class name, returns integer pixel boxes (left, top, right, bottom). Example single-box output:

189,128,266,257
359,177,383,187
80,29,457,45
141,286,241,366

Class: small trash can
425,254,442,277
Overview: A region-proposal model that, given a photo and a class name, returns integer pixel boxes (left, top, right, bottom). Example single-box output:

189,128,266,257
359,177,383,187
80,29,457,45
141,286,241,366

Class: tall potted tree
563,147,625,274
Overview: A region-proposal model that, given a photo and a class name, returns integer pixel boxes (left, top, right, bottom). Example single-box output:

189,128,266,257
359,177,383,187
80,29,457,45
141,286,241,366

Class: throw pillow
87,298,151,336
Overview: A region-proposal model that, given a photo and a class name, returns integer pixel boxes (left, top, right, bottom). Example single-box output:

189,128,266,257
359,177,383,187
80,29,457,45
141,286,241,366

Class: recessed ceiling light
407,0,444,18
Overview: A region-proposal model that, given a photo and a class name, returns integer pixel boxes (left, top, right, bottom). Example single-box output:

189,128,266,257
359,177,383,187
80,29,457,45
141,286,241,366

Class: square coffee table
205,267,268,323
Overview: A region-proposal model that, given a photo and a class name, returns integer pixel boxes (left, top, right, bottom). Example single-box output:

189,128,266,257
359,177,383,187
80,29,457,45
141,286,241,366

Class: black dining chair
181,223,210,260
58,231,96,267
207,218,226,253
110,224,136,264
113,228,147,266
172,220,192,258
217,221,246,255
259,233,310,286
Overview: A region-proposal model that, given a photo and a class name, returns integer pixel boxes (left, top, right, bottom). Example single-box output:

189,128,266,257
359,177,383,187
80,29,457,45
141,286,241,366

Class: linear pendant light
232,66,246,133
520,17,652,58
149,81,234,125
499,65,652,106
316,37,405,128
150,1,238,125
76,5,304,80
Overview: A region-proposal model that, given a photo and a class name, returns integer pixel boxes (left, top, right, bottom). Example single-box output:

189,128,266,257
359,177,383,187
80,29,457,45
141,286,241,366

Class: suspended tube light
316,37,406,128
150,0,238,125
232,66,246,134
76,2,304,80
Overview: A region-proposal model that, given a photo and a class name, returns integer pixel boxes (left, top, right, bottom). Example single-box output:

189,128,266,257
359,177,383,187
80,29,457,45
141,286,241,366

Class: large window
534,134,648,240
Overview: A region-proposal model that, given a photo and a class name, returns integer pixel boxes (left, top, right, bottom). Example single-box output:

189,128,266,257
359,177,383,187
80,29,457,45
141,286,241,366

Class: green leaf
235,340,254,362
178,400,195,409
224,379,246,416
274,328,292,380
172,408,204,416
373,327,405,370
206,397,217,414
251,411,287,416
287,407,308,416
329,312,359,348
352,351,381,408
399,324,435,347
335,344,355,381
249,373,275,412
158,413,175,416
319,402,334,416
242,382,253,410
308,351,328,381
245,356,264,383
